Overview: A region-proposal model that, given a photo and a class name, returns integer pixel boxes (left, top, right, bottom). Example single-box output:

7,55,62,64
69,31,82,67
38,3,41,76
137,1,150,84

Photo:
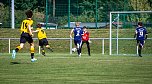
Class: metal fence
0,38,108,55
0,38,152,56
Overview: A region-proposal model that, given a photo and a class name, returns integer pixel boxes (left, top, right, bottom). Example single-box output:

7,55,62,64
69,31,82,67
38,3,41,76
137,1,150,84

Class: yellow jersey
20,19,33,33
36,28,47,40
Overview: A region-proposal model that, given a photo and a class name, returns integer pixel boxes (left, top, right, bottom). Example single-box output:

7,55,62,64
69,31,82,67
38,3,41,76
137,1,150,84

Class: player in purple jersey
134,22,148,57
70,22,83,57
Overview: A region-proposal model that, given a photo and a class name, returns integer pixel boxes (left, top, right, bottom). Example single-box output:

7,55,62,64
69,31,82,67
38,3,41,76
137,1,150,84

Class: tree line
0,0,152,28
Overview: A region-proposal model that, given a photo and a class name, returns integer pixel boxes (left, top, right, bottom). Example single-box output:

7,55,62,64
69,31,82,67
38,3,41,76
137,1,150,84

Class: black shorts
39,38,49,46
137,40,145,47
20,32,33,44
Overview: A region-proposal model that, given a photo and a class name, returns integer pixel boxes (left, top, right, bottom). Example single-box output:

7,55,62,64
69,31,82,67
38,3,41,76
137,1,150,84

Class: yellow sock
15,45,21,52
30,47,35,53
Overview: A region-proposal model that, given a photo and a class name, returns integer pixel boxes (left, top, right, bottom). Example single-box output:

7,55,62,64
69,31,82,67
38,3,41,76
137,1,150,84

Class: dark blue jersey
73,27,83,40
135,27,147,40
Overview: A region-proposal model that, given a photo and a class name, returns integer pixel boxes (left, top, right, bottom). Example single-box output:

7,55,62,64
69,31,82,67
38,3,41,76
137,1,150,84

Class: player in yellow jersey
33,24,53,56
12,10,37,62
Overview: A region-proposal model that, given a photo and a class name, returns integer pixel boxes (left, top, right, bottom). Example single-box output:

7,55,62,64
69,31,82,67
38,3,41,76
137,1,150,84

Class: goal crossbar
110,11,152,14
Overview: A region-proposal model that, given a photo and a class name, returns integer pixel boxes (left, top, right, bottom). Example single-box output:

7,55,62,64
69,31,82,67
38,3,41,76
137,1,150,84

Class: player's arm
145,30,148,40
70,29,74,38
134,30,137,38
32,30,39,33
81,31,84,36
28,24,33,36
87,32,89,38
87,32,92,43
145,34,148,40
88,32,90,41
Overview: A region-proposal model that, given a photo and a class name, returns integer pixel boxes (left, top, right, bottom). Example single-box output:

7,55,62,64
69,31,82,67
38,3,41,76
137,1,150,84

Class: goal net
109,11,152,56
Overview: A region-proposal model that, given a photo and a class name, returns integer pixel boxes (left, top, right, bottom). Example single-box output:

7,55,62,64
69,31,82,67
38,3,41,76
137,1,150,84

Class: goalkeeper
33,24,53,56
81,26,91,56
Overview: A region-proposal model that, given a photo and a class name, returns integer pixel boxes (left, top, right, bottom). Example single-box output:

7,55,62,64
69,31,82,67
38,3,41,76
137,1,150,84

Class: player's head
25,10,33,18
83,26,87,31
138,22,143,27
75,22,80,27
37,24,42,28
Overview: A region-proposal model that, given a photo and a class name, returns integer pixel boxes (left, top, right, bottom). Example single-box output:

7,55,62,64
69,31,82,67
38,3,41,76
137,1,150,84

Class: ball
72,48,77,52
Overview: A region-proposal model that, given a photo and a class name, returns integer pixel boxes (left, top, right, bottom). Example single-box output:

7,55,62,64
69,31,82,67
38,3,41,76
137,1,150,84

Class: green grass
0,28,109,38
0,53,152,84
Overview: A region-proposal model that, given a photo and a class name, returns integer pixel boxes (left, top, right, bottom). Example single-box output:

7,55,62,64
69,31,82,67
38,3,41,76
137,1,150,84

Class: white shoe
12,50,16,59
31,58,37,62
78,53,81,57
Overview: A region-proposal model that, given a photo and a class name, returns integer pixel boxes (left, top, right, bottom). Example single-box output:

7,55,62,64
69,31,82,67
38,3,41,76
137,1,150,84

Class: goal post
109,11,152,55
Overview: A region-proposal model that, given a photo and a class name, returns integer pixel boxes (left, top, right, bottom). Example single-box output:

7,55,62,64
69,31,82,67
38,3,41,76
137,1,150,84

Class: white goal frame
109,11,152,55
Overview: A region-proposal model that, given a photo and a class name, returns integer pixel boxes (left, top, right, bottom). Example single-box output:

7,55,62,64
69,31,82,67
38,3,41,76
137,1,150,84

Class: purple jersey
73,27,83,40
135,27,147,40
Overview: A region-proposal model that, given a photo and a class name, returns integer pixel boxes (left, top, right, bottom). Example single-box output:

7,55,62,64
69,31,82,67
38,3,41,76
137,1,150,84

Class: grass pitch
0,53,152,84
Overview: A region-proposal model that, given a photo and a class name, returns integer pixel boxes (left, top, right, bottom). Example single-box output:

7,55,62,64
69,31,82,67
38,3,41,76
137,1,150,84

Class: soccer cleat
31,58,37,62
49,48,53,52
42,52,46,56
78,53,81,57
139,55,142,57
12,50,16,59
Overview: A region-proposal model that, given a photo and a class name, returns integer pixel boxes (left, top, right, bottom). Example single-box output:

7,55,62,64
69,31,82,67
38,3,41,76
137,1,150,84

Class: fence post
11,0,15,29
39,46,41,54
136,45,138,55
102,39,104,55
45,0,48,29
95,0,98,29
70,38,72,54
68,0,71,28
109,12,112,55
9,38,11,53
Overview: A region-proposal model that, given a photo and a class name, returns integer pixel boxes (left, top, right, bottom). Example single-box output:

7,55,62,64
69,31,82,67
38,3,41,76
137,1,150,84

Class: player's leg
44,38,53,52
39,39,46,56
136,40,141,57
28,36,37,62
138,44,142,57
41,46,46,56
79,41,82,56
77,40,82,57
138,40,144,57
12,35,26,59
30,43,37,62
74,40,80,56
86,41,91,56
80,41,84,55
12,43,24,59
46,45,53,52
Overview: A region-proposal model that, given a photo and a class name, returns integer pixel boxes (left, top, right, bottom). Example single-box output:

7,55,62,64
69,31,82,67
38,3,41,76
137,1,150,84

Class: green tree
130,0,152,10
0,3,10,27
15,0,38,10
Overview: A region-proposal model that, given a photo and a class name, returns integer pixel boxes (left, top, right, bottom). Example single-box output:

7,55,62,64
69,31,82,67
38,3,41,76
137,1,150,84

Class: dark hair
83,26,87,29
25,10,33,18
138,22,143,26
37,24,42,28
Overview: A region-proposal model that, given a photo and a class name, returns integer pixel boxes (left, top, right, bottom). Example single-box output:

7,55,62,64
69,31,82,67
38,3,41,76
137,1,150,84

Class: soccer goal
109,11,152,56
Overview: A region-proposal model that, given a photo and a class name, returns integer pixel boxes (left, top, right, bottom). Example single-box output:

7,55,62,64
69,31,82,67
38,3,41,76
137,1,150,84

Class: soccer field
0,53,152,84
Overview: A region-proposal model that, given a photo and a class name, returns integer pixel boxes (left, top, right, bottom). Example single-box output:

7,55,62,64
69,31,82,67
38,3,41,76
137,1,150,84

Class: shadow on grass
10,62,21,65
